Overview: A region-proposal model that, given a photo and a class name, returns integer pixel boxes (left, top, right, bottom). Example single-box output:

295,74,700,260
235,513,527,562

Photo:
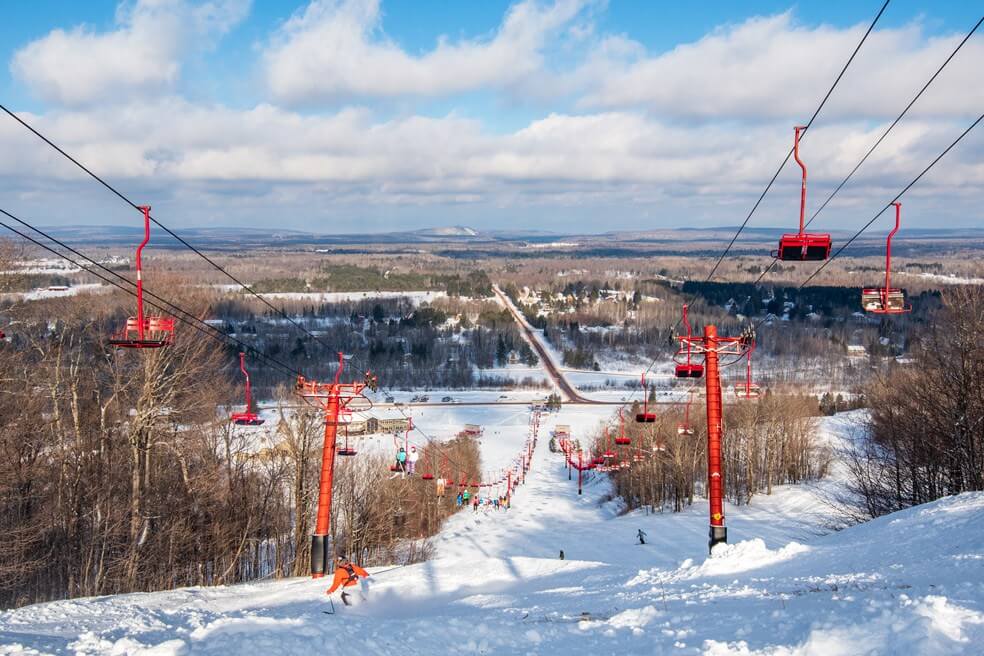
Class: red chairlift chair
230,352,265,426
334,407,357,456
734,341,762,400
614,408,632,445
635,373,657,423
674,304,704,378
677,390,695,435
109,206,176,349
601,428,617,460
336,422,358,457
862,202,911,314
773,127,832,262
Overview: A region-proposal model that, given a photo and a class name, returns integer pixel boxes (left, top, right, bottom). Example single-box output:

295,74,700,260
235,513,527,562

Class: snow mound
704,595,984,656
628,538,810,587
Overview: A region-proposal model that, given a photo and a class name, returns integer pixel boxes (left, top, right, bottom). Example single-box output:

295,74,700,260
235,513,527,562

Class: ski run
1,411,982,655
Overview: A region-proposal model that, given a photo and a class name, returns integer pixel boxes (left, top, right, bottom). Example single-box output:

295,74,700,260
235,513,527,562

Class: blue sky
0,1,981,233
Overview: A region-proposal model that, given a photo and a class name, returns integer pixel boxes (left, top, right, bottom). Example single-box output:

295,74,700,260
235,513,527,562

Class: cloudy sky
1,0,981,234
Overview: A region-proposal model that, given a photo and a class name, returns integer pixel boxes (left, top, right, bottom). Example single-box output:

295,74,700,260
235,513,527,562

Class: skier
462,489,471,505
473,496,480,512
326,556,370,606
406,446,419,476
559,550,565,560
637,528,647,545
395,447,407,475
456,492,463,507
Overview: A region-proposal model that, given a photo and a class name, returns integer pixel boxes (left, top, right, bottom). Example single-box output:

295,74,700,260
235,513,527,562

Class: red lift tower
677,325,754,553
295,353,370,578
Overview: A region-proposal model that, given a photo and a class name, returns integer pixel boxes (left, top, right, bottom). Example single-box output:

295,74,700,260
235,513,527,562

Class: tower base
311,534,328,578
708,525,727,554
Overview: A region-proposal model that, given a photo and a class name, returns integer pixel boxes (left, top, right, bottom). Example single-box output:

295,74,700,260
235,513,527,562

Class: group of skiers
454,489,510,511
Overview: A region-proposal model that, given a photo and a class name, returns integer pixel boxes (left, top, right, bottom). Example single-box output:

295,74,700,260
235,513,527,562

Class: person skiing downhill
327,556,370,606
407,446,419,475
637,529,647,545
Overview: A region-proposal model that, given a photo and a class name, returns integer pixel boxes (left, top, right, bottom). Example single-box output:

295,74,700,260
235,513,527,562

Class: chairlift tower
677,325,754,553
295,352,371,578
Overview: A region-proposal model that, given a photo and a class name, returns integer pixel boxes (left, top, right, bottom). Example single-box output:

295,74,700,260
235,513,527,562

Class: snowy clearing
2,413,981,655
1,284,109,302
213,288,448,305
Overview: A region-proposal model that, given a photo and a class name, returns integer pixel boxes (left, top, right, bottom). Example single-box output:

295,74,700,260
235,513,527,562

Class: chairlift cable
0,103,367,371
752,109,984,332
702,0,892,284
621,1,891,409
0,216,302,378
0,206,303,377
752,14,983,288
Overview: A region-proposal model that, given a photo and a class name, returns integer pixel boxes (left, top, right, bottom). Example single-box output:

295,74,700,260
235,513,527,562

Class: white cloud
11,0,251,107
579,13,984,120
3,5,982,231
264,0,589,104
1,100,979,229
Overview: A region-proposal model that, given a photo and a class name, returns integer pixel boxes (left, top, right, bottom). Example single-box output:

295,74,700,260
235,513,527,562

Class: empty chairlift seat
675,304,704,379
774,233,832,261
674,363,704,378
772,126,832,262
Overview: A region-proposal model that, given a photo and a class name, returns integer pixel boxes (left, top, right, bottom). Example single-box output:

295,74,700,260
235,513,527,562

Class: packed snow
2,412,982,655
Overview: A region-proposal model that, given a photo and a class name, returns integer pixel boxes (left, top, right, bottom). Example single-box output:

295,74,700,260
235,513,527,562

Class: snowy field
212,287,447,305
2,412,982,655
896,271,984,286
1,283,108,302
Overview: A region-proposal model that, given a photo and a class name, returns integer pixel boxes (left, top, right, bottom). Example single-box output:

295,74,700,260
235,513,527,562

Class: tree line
846,286,983,518
0,290,483,608
592,394,830,513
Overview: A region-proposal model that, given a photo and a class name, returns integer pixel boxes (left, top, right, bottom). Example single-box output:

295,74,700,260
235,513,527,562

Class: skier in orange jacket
327,556,370,606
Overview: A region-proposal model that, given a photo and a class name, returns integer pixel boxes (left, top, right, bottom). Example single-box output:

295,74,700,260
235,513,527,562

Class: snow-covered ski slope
2,412,983,655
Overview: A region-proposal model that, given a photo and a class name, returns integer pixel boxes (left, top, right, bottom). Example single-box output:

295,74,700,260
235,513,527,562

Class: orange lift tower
295,352,374,578
677,325,755,553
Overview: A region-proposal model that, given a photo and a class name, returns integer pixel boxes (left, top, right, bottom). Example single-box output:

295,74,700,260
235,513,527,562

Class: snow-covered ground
1,283,108,302
896,271,984,286
3,412,982,655
213,287,447,305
